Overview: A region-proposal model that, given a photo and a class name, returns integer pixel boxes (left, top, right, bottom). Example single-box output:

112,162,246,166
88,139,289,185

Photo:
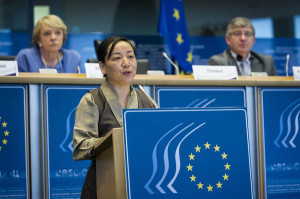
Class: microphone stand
162,52,180,75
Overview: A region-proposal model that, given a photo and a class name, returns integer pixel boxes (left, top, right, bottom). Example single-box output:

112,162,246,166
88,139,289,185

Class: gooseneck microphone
138,85,158,108
162,52,180,75
286,54,290,77
236,54,243,62
236,54,245,75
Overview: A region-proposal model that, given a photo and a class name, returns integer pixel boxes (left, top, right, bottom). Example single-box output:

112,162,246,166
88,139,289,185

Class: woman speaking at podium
72,35,157,198
15,14,81,73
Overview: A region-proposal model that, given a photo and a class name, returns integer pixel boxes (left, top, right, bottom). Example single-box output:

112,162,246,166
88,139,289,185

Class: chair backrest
94,40,102,57
0,55,16,61
86,58,98,63
137,59,150,74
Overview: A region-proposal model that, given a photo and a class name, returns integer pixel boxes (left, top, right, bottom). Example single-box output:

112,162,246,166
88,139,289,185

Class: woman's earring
38,43,42,47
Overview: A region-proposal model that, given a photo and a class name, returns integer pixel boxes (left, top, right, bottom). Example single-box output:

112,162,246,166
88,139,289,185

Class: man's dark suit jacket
208,49,278,76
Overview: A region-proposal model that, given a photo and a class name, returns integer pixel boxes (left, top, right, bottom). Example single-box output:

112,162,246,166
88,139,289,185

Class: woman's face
39,25,64,53
100,41,137,88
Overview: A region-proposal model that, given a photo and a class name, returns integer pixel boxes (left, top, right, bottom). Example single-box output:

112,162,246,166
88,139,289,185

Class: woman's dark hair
96,35,136,63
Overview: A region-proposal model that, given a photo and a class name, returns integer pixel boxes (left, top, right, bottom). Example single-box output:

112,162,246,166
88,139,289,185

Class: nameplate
39,68,57,74
292,66,300,80
192,65,238,80
85,63,103,78
251,72,268,77
147,70,165,75
0,61,18,76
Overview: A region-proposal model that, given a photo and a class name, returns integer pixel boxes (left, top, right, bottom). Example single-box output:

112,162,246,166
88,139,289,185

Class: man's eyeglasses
230,31,254,37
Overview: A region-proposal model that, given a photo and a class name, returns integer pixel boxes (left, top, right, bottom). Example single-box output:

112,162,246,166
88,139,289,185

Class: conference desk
0,73,299,199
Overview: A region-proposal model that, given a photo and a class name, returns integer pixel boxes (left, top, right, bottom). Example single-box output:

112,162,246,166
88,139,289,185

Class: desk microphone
138,85,158,108
286,54,290,77
236,54,243,62
75,66,81,74
162,52,180,75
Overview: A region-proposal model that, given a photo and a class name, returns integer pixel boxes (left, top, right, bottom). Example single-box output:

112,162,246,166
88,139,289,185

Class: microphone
138,85,158,108
286,54,290,77
75,65,81,74
162,52,179,75
236,54,243,62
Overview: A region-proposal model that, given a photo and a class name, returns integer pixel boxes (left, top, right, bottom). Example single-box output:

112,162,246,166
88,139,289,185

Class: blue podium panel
156,87,246,108
0,85,28,198
123,108,253,199
260,88,300,199
45,85,98,198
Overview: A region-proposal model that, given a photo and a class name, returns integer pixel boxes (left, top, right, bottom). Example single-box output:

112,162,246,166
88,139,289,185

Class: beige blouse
72,80,139,161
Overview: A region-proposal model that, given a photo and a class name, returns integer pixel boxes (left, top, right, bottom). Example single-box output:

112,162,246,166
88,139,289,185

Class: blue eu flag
158,0,193,72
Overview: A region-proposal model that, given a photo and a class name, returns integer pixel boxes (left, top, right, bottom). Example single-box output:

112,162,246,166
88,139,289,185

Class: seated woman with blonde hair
16,14,82,73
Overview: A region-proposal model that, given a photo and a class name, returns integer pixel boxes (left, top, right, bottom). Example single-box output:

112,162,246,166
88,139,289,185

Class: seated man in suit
208,17,277,76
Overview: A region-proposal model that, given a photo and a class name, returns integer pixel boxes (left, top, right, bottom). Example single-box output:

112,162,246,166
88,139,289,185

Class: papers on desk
0,61,18,76
192,65,238,80
85,63,103,78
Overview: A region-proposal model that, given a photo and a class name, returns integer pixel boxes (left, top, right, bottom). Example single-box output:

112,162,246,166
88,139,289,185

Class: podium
91,108,254,199
94,128,127,199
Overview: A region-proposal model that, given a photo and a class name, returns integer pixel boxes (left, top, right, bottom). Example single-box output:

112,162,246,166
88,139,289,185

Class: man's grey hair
226,17,255,36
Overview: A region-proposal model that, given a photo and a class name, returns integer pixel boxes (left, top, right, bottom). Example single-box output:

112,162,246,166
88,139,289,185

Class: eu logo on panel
123,109,253,199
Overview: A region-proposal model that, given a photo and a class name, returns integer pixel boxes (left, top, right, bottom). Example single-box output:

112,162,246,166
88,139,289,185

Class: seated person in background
208,17,277,76
72,35,157,198
15,14,81,73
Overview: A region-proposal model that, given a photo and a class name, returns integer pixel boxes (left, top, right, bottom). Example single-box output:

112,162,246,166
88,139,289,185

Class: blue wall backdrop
1,31,299,76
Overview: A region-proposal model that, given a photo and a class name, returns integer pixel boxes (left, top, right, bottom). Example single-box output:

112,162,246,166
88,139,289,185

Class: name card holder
39,68,58,74
85,63,103,78
147,70,165,75
192,65,238,80
0,61,18,76
293,66,300,80
250,72,267,77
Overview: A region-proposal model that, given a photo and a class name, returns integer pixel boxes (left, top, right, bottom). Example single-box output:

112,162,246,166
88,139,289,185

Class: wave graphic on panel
144,122,206,194
186,98,216,108
274,99,300,148
59,106,77,152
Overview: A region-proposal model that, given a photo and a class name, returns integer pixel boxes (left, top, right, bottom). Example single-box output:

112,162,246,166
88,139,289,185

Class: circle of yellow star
207,184,213,192
2,121,7,127
216,181,222,188
197,182,204,189
4,130,9,136
194,145,201,152
2,139,8,145
190,174,196,182
187,142,231,192
204,142,211,149
214,145,220,152
221,152,228,159
188,153,195,160
225,163,231,170
223,173,229,180
187,164,193,171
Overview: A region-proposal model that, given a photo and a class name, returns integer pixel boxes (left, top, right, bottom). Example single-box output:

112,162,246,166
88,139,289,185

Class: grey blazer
208,49,278,76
